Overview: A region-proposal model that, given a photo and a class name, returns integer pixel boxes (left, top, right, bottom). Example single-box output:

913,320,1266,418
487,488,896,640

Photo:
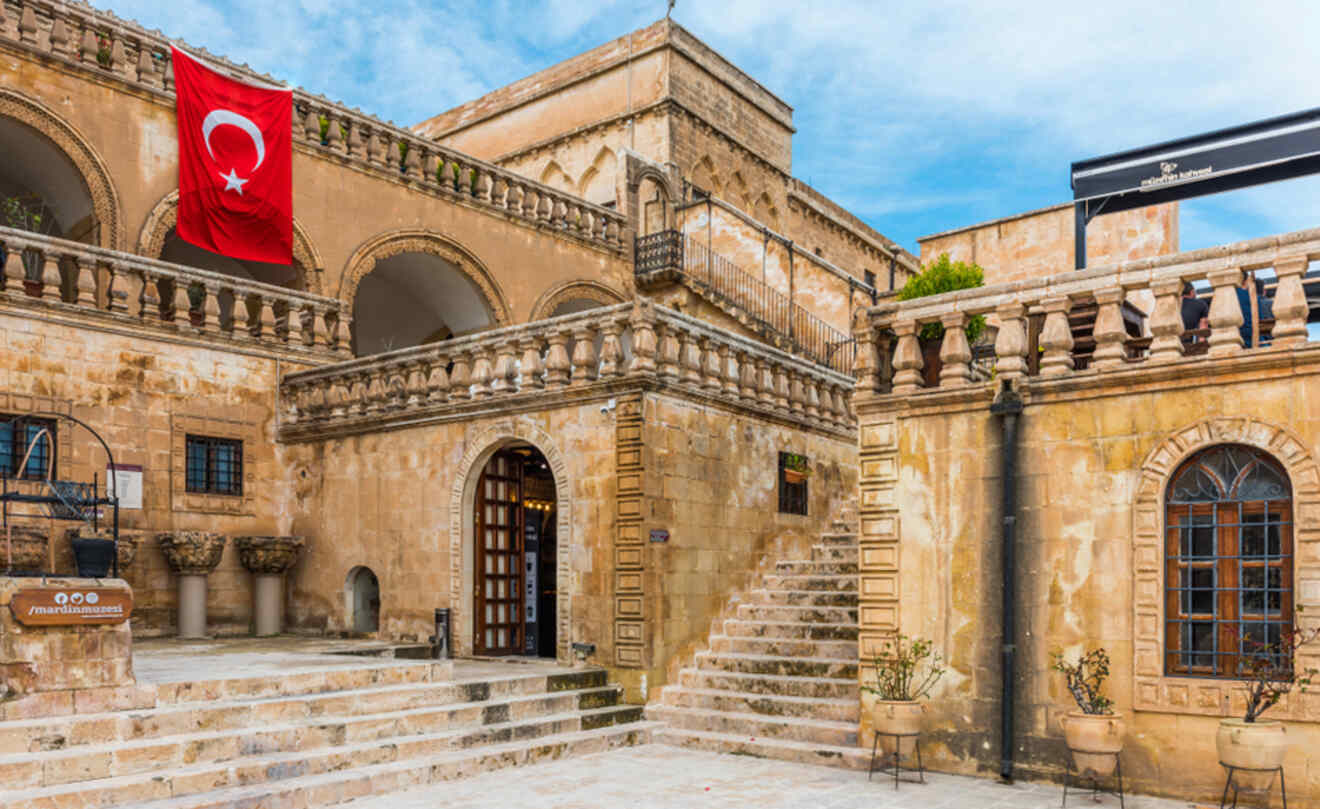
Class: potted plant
65,526,123,578
1052,647,1124,777
1216,614,1320,791
894,254,986,386
782,452,810,484
861,633,945,760
1,193,55,293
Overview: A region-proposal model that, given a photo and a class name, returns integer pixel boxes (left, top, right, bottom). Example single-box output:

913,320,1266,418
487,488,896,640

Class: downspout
990,380,1023,782
888,254,897,291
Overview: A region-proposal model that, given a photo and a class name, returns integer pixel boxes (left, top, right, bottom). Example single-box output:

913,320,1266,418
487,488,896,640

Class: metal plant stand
1219,763,1286,809
1061,750,1124,808
867,731,924,790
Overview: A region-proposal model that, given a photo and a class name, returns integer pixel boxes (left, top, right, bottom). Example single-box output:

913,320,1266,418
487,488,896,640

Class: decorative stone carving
233,535,305,574
156,531,226,575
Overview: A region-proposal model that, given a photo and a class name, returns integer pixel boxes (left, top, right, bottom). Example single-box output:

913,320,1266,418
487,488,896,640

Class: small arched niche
345,566,380,635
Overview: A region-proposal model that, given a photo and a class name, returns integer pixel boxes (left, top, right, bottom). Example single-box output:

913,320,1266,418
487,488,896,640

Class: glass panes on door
474,451,524,655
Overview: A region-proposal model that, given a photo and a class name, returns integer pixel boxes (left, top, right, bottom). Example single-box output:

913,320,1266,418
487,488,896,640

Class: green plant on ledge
861,633,945,701
895,253,986,342
1051,647,1114,715
782,452,810,478
1229,610,1320,723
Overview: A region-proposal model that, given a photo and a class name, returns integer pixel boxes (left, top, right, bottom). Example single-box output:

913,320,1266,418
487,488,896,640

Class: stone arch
753,192,781,231
578,146,618,207
338,229,511,324
729,170,752,210
449,419,574,662
539,160,575,194
137,190,325,293
0,88,123,249
690,156,721,198
1131,416,1320,712
528,279,627,321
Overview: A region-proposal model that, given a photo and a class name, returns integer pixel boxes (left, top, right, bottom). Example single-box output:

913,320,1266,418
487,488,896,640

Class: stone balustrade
280,301,857,440
855,228,1320,397
0,0,627,253
0,226,347,358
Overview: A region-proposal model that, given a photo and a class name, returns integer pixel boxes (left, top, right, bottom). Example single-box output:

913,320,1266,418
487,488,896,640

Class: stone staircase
0,663,656,809
648,512,866,768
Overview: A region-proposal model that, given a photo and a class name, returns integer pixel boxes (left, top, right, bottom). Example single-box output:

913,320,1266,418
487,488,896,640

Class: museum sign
9,588,134,626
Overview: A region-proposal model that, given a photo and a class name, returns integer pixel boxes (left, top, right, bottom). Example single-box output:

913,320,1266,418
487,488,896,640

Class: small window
186,435,243,496
1164,444,1293,678
0,415,57,480
778,452,808,516
864,270,876,289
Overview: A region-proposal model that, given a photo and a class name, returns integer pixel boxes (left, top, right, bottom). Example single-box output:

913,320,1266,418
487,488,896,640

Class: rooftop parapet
0,225,348,359
279,301,856,441
854,227,1320,401
0,0,627,254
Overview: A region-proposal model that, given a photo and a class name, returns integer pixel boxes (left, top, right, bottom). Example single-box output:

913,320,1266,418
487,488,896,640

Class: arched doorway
346,566,380,634
472,443,558,657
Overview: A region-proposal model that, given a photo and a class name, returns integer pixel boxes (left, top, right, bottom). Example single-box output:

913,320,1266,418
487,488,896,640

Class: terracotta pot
1061,711,1126,776
783,469,807,484
1217,719,1288,792
2,525,49,572
871,700,924,758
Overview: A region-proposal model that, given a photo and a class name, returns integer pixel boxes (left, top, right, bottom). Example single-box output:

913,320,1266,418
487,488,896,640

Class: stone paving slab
342,744,1205,809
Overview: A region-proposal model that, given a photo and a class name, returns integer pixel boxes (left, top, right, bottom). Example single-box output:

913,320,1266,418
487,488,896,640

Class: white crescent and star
201,109,266,195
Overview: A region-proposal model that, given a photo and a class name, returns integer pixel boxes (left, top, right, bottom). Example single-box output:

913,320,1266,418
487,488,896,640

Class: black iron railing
634,230,855,374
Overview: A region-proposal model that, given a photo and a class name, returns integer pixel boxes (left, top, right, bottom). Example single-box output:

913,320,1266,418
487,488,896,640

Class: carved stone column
890,319,923,394
1207,267,1245,357
1091,288,1127,370
544,332,571,388
1147,279,1185,363
701,338,723,391
157,532,226,639
994,302,1028,382
1271,257,1310,348
628,301,658,376
234,536,306,637
1038,295,1075,376
938,312,972,386
518,337,544,389
570,326,599,384
680,330,703,386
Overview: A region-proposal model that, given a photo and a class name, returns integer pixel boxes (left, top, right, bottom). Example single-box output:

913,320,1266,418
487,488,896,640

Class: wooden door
474,450,524,655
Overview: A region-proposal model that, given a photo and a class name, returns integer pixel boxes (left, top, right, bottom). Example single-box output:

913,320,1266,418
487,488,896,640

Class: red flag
172,46,292,265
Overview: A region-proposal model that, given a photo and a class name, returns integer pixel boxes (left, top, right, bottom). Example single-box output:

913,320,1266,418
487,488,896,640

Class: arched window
1165,444,1293,677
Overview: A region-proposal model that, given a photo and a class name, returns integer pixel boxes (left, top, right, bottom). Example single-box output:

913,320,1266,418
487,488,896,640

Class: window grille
0,415,57,480
185,435,243,496
1164,444,1292,677
778,451,808,516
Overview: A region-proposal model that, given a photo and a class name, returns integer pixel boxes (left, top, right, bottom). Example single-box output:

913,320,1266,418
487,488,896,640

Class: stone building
0,2,1271,808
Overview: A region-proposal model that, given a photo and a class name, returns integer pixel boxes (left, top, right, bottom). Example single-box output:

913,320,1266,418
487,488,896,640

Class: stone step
657,686,858,722
749,588,858,607
817,532,857,546
721,619,859,641
50,722,662,809
647,705,859,748
709,634,856,659
0,671,610,754
761,574,857,592
773,559,859,576
735,603,858,624
694,652,858,680
811,545,858,563
0,686,625,788
0,705,646,807
677,668,858,700
654,727,868,770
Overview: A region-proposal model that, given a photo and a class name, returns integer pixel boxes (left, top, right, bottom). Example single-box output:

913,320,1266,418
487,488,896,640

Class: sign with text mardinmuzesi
1072,106,1320,214
9,588,133,626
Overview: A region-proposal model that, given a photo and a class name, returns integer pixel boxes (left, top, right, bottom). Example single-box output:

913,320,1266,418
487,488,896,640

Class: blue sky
93,0,1320,255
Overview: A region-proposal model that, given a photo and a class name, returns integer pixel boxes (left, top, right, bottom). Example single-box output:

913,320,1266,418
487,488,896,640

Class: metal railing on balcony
634,231,855,375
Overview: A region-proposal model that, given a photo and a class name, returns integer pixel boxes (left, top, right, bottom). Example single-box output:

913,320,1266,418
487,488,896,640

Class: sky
91,0,1320,255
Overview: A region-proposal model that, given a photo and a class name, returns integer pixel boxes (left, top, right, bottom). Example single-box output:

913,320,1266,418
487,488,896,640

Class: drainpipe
990,380,1023,782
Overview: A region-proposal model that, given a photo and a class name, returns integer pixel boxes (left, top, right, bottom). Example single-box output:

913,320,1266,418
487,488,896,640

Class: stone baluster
679,329,703,385
570,326,599,384
364,371,387,415
1091,287,1127,370
628,301,658,376
475,170,493,202
520,186,538,219
582,210,597,241
721,345,740,397
701,337,722,391
598,319,623,379
72,256,96,308
326,115,345,153
136,46,160,87
343,374,366,416
366,128,385,165
1206,267,1245,356
1146,280,1185,363
519,336,544,390
469,346,493,398
121,268,146,319
552,198,568,228
605,220,621,245
1271,257,1310,348
49,14,72,56
287,302,308,346
994,302,1028,382
231,291,253,340
1039,295,1077,374
383,134,400,173
79,26,98,64
19,5,37,44
938,312,972,386
457,160,473,195
830,384,848,429
544,331,571,388
737,350,756,400
788,371,807,416
257,294,278,342
538,192,554,223
852,310,881,396
756,357,775,408
39,247,62,302
303,108,321,143
405,361,427,406
890,319,924,394
803,378,821,420
426,356,450,403
104,261,125,313
148,273,170,322
490,175,508,209
110,38,129,79
656,322,680,381
199,283,221,333
334,311,352,356
403,142,421,178
327,379,350,419
505,182,524,216
490,339,517,394
347,122,366,159
420,151,440,188
162,50,175,92
2,237,26,293
773,365,791,412
311,306,330,348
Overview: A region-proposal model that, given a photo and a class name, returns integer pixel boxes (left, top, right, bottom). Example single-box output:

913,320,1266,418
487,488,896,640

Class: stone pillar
1147,279,1186,363
1038,295,1075,376
938,312,972,386
234,536,305,637
890,319,923,394
1091,287,1127,370
1207,267,1245,357
157,532,226,639
994,302,1028,382
1271,257,1310,348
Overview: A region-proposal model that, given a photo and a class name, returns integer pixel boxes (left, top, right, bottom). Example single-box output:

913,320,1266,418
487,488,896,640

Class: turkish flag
172,46,292,265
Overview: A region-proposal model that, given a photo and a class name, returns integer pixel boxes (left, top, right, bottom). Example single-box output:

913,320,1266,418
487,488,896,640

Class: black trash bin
72,537,116,578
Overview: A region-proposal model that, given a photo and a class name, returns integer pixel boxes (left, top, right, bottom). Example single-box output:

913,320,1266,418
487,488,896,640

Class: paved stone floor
345,745,1205,809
